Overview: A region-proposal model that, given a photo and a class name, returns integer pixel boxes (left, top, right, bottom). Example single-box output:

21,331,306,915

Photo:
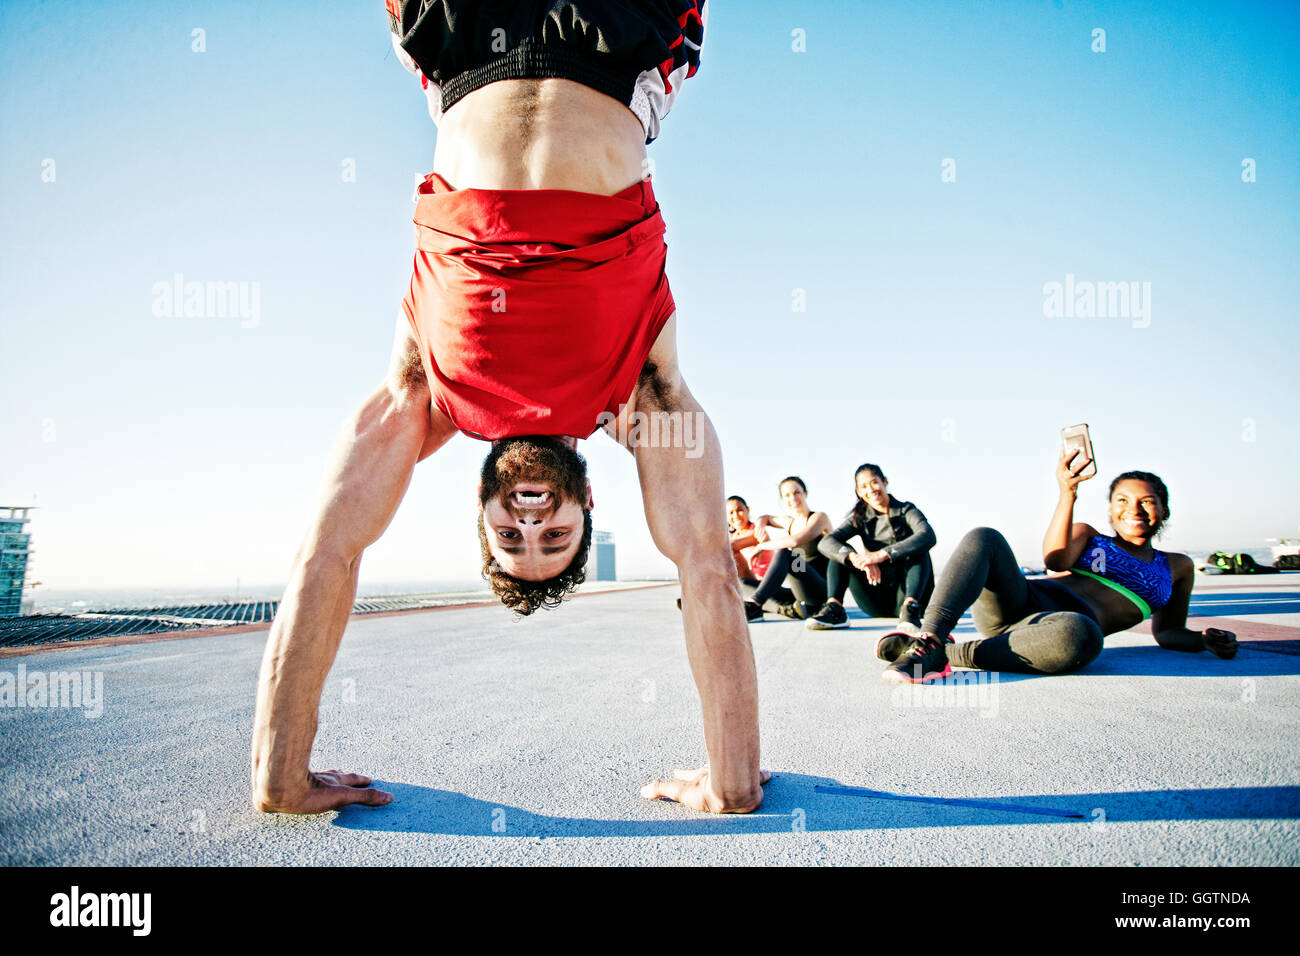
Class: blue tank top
1070,535,1173,616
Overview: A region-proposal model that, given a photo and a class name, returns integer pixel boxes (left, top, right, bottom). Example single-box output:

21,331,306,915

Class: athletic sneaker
776,601,810,620
744,600,764,622
805,601,849,630
881,634,953,684
898,600,923,634
874,630,916,664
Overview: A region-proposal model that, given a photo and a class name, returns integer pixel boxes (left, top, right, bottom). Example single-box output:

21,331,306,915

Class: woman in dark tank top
743,476,831,622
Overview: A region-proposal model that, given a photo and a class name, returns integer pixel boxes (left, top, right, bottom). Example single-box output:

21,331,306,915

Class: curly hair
477,507,594,615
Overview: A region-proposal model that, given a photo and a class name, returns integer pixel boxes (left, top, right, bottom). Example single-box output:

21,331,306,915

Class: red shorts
402,173,676,441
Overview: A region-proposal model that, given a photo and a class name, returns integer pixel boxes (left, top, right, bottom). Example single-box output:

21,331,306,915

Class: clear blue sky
2,0,1297,591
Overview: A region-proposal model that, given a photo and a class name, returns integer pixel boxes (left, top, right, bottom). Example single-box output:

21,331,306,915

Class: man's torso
392,1,705,439
433,78,646,195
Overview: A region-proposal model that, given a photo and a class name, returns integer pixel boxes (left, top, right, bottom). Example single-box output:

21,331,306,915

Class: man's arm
604,312,764,813
250,316,457,813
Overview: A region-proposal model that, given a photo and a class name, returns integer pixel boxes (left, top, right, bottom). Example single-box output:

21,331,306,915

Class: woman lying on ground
807,463,937,632
879,448,1238,684
744,477,831,622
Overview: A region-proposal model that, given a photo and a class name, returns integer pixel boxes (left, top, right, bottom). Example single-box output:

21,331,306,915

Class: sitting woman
744,477,831,622
677,495,777,611
726,495,774,587
881,448,1239,684
808,463,937,631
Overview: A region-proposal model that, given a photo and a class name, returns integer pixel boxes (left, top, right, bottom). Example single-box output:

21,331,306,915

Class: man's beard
478,436,588,511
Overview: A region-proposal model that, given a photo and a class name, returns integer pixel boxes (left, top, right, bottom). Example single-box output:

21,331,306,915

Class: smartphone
1061,424,1097,478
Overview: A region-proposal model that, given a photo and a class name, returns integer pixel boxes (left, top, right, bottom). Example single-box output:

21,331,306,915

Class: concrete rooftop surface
2,577,1298,866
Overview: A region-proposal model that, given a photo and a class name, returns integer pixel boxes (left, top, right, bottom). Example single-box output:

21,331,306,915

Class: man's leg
250,316,455,813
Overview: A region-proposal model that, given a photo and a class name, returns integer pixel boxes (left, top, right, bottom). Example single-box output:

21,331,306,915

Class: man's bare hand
641,765,770,813
253,769,393,814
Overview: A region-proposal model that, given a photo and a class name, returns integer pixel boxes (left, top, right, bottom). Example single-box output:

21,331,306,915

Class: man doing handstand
250,0,766,816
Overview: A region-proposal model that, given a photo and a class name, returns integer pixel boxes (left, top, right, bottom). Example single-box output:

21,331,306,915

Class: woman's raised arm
1044,446,1098,571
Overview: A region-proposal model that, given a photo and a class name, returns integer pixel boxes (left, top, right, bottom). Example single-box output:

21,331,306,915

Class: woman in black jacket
806,463,936,631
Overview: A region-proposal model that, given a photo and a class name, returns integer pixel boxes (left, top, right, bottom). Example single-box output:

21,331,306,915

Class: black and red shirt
385,0,706,143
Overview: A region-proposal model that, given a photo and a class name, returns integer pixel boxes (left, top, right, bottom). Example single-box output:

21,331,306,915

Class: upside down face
479,437,593,581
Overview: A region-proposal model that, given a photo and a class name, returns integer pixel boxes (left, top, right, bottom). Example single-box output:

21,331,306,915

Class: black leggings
828,554,932,618
923,527,1104,675
749,548,828,609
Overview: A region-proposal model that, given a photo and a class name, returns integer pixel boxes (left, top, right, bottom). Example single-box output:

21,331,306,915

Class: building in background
1,506,35,617
590,530,616,582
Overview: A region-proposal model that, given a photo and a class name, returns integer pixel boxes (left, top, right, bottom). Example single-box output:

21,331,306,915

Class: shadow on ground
874,641,1297,681
332,775,1300,837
